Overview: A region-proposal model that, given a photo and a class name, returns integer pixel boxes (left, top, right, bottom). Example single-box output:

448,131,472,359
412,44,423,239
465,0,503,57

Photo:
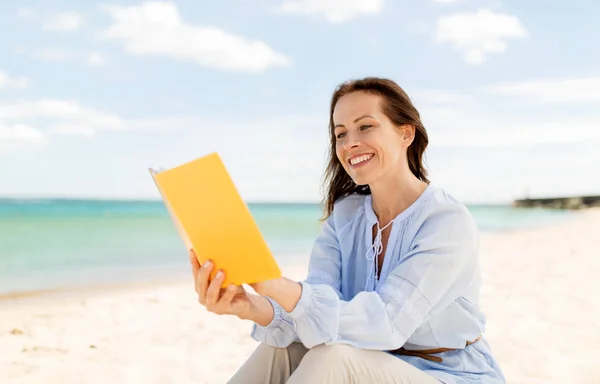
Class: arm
250,213,343,347
249,295,299,347
265,204,479,350
242,295,275,326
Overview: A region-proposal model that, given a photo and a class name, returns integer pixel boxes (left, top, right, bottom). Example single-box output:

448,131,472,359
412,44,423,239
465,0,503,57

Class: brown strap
393,349,445,363
390,336,482,363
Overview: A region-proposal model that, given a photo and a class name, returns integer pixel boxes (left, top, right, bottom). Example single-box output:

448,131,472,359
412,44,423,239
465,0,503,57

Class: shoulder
411,186,479,242
327,193,367,234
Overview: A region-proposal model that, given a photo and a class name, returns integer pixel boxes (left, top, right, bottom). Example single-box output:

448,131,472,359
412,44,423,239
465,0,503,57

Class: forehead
333,91,383,125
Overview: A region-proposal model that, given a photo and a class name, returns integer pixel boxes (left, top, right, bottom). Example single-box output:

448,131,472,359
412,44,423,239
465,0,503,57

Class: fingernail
215,270,223,279
203,260,211,269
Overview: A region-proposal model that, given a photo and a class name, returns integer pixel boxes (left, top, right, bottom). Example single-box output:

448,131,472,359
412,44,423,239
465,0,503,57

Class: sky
1,0,599,204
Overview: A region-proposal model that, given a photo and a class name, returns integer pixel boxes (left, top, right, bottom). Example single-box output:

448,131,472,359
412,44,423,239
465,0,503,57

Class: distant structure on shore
513,195,600,210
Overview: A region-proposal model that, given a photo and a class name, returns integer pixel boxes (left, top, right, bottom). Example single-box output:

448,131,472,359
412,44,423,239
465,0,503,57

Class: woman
191,77,506,383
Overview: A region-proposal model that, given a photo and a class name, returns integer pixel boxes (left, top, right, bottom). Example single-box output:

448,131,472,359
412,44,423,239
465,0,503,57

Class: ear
400,124,416,145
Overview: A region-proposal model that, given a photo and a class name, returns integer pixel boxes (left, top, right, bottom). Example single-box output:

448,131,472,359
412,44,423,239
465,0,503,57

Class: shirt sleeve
250,296,299,347
250,213,343,347
286,203,479,350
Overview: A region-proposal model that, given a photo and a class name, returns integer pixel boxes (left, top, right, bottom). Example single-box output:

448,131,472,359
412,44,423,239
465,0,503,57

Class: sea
0,198,576,295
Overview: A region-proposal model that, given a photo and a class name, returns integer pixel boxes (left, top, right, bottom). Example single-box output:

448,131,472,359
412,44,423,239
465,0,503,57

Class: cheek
377,141,399,164
381,134,404,156
335,143,344,161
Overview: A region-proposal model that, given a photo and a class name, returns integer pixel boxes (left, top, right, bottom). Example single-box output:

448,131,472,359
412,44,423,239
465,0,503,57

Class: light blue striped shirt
251,185,506,384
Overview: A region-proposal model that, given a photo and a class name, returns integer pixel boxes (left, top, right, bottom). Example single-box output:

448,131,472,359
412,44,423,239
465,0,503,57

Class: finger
189,249,201,274
218,284,237,306
205,269,224,307
189,250,201,289
197,260,213,305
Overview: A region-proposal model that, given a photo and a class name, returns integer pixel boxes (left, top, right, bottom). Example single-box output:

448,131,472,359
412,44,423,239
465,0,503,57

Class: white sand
2,209,599,384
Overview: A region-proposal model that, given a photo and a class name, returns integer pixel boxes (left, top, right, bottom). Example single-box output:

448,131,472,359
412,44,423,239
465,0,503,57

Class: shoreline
0,255,311,303
0,264,309,312
0,276,188,304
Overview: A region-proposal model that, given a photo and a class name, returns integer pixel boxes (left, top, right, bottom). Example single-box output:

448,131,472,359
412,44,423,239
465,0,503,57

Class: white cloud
411,74,600,148
433,0,467,3
428,117,600,148
0,124,44,142
434,8,528,65
0,71,30,90
100,1,291,73
0,123,46,153
274,0,383,23
0,99,126,138
484,76,600,103
415,89,600,148
43,11,85,31
88,52,110,67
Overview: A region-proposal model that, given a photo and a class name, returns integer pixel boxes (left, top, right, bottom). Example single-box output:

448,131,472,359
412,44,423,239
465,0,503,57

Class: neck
369,168,428,225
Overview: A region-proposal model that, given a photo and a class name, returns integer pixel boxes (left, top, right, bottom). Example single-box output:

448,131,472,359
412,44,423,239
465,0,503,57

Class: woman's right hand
189,249,253,318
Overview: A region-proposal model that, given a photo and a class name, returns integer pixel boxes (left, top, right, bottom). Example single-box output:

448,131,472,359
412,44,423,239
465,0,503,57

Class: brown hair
321,77,430,219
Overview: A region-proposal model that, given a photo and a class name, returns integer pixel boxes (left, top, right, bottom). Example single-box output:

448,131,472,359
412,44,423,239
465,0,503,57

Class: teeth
350,154,373,165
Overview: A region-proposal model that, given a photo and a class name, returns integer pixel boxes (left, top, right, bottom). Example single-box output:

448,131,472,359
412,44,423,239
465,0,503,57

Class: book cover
149,152,281,287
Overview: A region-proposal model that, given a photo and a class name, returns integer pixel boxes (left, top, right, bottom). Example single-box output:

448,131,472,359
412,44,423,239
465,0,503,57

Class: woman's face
332,91,412,186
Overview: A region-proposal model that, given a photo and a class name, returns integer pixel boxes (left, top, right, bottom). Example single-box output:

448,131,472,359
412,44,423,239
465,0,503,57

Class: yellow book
148,152,281,287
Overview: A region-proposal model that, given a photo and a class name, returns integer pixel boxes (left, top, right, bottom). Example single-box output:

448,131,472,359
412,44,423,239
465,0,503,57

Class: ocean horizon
0,197,576,296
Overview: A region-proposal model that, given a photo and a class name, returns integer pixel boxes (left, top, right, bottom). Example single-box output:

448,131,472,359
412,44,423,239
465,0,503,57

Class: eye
336,132,346,139
360,124,372,130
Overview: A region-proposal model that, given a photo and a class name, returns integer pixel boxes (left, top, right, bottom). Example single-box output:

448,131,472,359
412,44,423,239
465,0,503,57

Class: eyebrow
334,115,374,129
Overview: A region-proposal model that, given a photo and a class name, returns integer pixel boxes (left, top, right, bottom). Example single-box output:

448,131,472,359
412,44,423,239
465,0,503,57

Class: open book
149,152,281,287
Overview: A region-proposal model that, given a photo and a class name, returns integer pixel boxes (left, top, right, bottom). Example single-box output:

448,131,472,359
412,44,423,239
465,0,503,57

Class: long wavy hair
321,77,430,219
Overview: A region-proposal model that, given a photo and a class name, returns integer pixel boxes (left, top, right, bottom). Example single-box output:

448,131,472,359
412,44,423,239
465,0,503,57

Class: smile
349,154,374,167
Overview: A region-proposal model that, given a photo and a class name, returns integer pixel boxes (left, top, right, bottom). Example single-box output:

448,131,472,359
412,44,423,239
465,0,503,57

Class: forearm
257,277,303,313
241,294,275,326
240,277,302,327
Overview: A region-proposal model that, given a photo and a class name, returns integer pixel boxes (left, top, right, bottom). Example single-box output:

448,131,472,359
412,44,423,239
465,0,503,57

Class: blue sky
1,0,599,203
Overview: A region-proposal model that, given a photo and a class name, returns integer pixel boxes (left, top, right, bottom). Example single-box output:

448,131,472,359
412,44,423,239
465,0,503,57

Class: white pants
227,342,441,384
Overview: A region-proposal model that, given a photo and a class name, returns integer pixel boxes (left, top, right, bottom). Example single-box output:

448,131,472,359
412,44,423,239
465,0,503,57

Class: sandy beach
2,209,599,384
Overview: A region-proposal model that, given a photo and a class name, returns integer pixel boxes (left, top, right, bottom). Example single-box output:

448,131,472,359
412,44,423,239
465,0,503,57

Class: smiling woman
192,77,506,384
324,79,430,219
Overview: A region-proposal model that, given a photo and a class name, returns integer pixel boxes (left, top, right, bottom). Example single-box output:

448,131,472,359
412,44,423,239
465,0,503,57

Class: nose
342,131,361,151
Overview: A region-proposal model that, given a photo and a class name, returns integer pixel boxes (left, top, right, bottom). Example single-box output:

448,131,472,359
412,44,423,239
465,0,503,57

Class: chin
349,174,375,187
345,159,381,187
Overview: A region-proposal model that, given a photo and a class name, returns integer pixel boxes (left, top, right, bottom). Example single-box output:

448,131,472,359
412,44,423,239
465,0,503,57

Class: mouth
348,153,374,168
